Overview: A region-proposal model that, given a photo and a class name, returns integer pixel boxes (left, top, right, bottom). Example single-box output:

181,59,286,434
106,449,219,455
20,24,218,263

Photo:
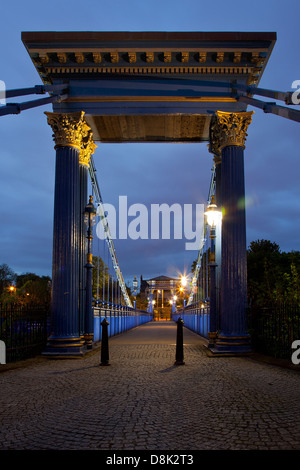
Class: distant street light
84,195,97,349
180,275,188,308
181,276,187,287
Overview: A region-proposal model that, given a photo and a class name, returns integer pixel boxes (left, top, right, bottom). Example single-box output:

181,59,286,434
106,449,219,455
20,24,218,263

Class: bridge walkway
0,320,299,451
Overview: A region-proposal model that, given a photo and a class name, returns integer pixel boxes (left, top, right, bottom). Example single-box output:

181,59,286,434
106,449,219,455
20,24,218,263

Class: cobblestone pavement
0,321,299,451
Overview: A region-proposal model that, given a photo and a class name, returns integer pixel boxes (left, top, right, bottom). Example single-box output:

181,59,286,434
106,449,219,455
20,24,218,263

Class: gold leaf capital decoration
79,130,97,167
209,111,254,156
45,111,90,150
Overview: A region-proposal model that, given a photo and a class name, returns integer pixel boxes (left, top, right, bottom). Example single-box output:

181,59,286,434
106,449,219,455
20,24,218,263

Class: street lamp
205,195,222,229
205,195,222,348
181,275,187,287
84,195,97,349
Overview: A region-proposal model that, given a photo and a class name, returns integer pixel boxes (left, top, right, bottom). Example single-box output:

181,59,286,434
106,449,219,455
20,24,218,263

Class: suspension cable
88,156,133,308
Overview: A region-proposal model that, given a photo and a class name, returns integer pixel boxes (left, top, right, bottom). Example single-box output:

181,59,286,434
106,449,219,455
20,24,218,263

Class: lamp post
205,195,222,348
133,275,138,310
173,295,177,313
83,195,97,349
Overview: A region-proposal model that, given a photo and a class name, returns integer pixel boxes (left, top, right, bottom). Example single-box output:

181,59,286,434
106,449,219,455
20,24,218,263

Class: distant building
140,275,179,319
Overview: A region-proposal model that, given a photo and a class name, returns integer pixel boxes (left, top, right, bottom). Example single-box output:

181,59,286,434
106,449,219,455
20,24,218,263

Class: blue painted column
43,111,90,357
149,289,153,314
214,156,222,332
79,162,88,341
210,111,254,353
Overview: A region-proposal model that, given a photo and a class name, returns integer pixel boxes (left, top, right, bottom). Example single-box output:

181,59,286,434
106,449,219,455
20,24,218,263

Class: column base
207,332,218,349
84,333,94,350
208,334,251,355
42,336,86,358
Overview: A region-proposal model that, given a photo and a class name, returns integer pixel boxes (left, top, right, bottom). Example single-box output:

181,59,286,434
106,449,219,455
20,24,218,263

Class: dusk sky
0,0,299,288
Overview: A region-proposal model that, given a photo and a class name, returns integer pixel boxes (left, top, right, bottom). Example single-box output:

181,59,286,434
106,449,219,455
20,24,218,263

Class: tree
0,264,17,297
247,240,300,307
92,255,107,301
16,273,51,305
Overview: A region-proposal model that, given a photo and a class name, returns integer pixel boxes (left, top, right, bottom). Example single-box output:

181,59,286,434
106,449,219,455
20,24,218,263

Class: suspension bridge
1,31,299,357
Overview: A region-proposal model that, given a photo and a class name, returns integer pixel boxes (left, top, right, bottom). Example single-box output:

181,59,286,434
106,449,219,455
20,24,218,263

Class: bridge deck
1,320,299,451
110,320,204,345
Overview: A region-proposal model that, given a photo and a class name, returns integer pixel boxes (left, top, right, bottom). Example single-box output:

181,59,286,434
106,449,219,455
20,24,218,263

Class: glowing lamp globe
205,195,222,227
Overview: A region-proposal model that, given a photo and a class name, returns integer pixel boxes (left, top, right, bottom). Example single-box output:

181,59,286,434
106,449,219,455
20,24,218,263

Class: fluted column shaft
220,145,247,335
209,111,253,353
79,163,88,339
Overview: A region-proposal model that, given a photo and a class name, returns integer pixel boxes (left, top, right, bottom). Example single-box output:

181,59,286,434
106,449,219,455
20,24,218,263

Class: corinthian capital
79,130,97,167
210,111,254,156
45,111,90,150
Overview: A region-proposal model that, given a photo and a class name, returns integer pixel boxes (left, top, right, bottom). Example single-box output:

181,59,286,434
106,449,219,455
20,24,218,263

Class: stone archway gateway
21,31,278,356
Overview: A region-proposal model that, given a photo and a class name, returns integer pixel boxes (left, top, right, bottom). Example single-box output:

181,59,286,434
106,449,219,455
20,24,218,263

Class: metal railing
0,303,50,363
249,303,300,359
0,302,152,363
172,304,210,338
93,305,153,342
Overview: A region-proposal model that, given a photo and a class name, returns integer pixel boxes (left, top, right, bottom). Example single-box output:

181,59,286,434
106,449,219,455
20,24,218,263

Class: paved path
0,321,299,451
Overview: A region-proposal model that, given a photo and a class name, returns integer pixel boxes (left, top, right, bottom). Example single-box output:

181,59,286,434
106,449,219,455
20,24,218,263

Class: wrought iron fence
0,303,50,363
172,305,210,338
249,303,300,359
172,302,300,360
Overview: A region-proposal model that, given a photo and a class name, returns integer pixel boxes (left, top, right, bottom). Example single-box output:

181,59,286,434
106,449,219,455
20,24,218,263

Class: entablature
22,31,276,87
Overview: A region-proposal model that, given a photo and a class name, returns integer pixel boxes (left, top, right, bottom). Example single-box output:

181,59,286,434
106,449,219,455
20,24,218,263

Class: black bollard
175,316,185,365
100,318,110,366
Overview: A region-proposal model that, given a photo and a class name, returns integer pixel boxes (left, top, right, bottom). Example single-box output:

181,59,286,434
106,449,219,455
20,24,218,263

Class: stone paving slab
0,321,299,451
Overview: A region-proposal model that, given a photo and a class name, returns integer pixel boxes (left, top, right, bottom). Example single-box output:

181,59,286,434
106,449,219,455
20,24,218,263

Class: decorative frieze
34,48,267,88
36,49,266,68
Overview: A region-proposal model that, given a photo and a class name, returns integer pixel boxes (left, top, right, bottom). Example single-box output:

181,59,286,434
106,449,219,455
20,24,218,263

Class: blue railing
172,304,210,338
93,306,153,342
